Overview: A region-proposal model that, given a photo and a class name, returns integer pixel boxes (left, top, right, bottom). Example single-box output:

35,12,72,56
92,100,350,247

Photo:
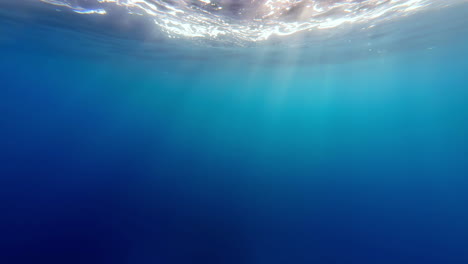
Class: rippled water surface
28,0,468,41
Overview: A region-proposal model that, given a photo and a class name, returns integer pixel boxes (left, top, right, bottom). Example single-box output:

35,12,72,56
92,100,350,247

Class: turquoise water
1,1,468,263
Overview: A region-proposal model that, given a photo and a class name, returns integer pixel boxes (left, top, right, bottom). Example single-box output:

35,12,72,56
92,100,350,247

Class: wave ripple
35,0,464,43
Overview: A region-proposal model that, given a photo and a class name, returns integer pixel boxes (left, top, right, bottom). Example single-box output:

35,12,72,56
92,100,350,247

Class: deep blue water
1,1,468,264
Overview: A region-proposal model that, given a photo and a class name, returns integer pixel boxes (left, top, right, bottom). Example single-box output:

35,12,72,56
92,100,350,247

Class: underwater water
1,0,468,263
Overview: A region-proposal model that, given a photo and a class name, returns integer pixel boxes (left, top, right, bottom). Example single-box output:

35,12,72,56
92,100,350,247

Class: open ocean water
1,0,468,263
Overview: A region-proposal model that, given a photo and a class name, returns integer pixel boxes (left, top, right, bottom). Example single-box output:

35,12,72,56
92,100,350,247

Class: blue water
1,1,468,264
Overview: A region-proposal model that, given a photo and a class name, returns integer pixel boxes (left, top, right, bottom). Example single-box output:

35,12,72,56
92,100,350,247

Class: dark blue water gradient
1,3,468,264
